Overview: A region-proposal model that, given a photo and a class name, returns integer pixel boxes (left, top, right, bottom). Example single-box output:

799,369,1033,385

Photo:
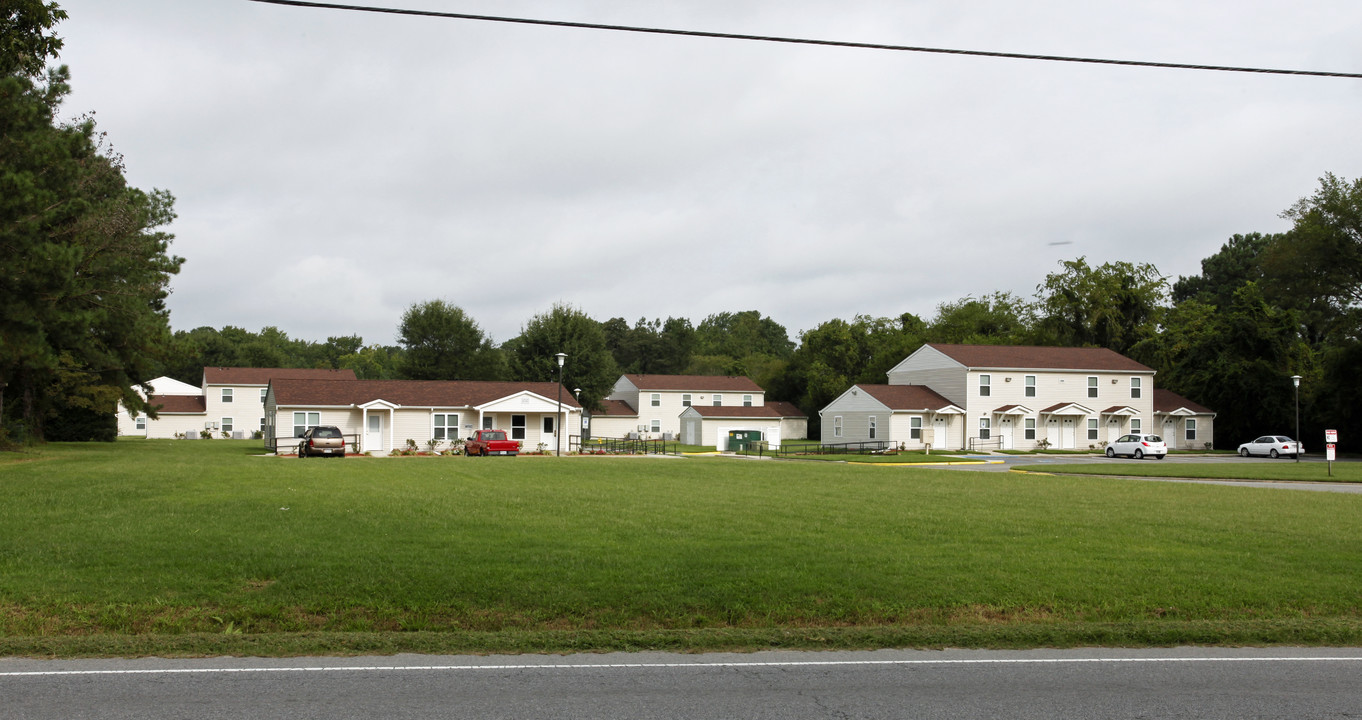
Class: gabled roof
855,384,960,412
147,395,207,414
592,399,638,417
205,367,357,386
1101,405,1141,416
925,344,1154,373
682,405,790,419
622,374,763,393
1040,402,1094,415
1153,389,1215,415
993,404,1033,416
270,379,581,409
764,401,808,419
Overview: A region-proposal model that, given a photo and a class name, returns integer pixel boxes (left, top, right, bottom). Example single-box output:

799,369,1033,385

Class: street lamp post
1292,375,1302,463
554,353,567,456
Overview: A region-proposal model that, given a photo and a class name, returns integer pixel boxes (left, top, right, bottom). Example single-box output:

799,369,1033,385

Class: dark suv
298,425,346,458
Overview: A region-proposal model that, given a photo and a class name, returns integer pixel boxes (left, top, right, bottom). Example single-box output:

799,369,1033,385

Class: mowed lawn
3,440,1362,655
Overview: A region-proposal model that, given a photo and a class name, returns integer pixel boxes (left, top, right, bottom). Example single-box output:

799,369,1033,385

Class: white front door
366,414,384,452
933,417,948,449
999,418,1014,449
1163,419,1178,449
1061,418,1076,449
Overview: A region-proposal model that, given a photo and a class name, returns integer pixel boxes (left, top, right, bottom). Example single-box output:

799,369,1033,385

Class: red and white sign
1326,429,1338,443
1327,443,1337,462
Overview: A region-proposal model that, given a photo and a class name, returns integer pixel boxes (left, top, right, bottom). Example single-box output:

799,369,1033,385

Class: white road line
4,656,1362,677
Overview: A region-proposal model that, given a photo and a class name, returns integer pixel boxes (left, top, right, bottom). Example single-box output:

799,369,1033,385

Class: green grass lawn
1015,459,1362,482
4,439,1362,657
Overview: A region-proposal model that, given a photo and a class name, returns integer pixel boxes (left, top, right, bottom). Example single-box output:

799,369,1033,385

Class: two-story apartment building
117,367,357,438
821,344,1215,451
588,374,806,447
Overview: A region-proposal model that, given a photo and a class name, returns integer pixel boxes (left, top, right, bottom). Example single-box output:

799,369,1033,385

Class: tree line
4,3,1360,448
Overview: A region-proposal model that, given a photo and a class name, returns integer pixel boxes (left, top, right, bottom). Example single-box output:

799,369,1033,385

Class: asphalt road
4,648,1361,719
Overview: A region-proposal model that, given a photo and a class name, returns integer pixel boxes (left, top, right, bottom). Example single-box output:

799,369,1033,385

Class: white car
1238,436,1303,458
1106,433,1167,459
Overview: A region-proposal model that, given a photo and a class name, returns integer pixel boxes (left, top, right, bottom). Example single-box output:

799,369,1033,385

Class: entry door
366,414,383,452
933,418,947,449
1061,418,1076,449
999,418,1014,449
1164,419,1178,449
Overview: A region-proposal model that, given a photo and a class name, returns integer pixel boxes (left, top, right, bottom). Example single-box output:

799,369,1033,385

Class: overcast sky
53,0,1362,347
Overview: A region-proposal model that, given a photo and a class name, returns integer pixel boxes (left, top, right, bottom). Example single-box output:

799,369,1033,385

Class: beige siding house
118,367,356,439
1154,389,1217,450
592,374,767,439
823,343,1215,451
819,384,964,449
265,378,582,455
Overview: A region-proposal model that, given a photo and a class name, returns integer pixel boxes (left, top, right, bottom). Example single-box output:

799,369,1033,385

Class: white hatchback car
1106,433,1167,459
1237,435,1303,458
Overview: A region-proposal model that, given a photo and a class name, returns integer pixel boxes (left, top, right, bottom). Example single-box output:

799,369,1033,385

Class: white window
1130,377,1142,399
650,393,660,407
258,417,265,433
222,388,233,403
511,414,527,440
543,416,555,434
743,394,753,407
868,416,877,439
260,388,268,402
910,416,922,440
682,394,692,407
1185,418,1197,441
1087,377,1099,399
292,412,319,437
713,394,723,406
1087,418,1098,441
979,375,991,397
650,419,661,433
135,416,146,431
1131,418,1142,434
1024,417,1036,440
482,416,494,430
1025,375,1036,398
833,416,843,438
221,418,234,433
433,413,459,440
978,417,991,440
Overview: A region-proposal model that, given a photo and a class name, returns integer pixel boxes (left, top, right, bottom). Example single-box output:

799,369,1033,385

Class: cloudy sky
53,0,1362,346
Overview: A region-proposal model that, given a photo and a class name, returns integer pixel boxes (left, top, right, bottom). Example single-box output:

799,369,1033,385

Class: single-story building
1153,389,1217,450
678,405,807,450
818,384,965,450
265,378,582,455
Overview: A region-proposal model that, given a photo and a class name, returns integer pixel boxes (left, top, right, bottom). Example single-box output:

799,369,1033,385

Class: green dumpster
728,430,763,452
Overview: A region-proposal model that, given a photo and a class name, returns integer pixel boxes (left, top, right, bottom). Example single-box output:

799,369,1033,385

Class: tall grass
2,440,1362,642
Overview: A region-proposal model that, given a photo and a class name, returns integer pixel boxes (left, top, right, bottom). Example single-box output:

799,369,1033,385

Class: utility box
727,430,763,452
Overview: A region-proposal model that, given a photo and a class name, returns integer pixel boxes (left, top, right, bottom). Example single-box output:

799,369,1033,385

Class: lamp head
1291,374,1302,388
554,352,567,368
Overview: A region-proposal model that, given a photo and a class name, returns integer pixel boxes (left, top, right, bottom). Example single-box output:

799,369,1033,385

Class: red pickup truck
464,429,520,456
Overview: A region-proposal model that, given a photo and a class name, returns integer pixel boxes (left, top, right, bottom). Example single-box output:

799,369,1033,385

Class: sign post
1326,429,1338,477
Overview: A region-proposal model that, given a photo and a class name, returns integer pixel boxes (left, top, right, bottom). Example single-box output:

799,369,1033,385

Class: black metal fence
572,435,680,455
739,440,890,458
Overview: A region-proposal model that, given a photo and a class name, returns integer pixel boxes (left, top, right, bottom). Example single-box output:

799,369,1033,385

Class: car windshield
484,431,506,441
1275,436,1294,442
314,427,341,438
1145,435,1162,443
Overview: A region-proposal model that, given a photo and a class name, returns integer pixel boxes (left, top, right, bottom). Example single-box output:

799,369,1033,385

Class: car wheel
1156,455,1165,460
1105,447,1115,458
1239,448,1250,457
1270,449,1280,459
298,446,306,458
1134,449,1144,460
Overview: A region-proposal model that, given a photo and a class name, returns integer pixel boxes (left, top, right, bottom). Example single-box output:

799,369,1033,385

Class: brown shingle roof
855,385,958,411
684,405,788,419
926,344,1153,373
593,399,638,417
622,374,763,392
205,367,357,386
147,395,206,414
1154,389,1215,415
271,379,581,409
764,401,807,418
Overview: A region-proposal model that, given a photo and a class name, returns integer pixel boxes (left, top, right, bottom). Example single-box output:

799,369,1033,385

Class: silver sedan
1237,435,1303,458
